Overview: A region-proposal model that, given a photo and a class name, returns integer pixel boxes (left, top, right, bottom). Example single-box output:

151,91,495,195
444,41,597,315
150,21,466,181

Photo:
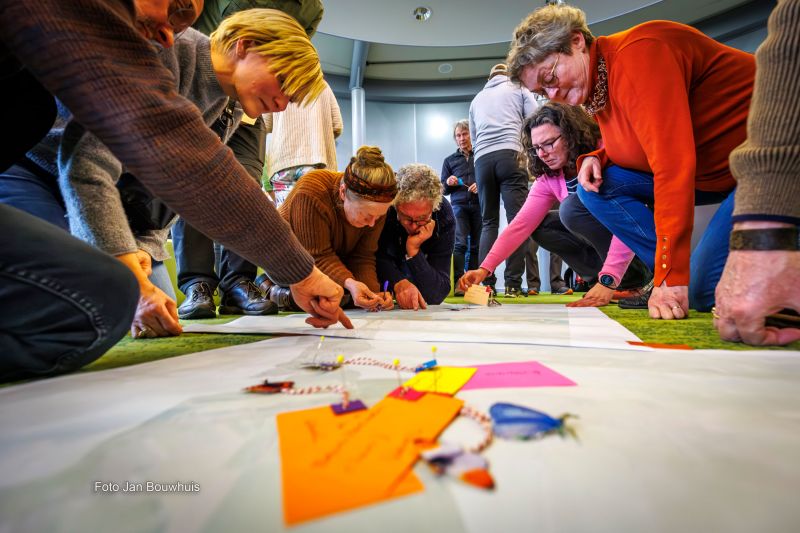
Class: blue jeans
0,204,138,382
0,163,67,230
577,165,734,311
452,202,481,272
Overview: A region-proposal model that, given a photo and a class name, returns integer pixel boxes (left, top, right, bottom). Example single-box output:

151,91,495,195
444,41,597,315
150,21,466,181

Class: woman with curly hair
459,102,651,307
377,163,455,309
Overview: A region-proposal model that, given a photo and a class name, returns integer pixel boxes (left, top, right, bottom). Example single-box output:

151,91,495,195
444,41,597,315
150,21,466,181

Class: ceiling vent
413,7,432,21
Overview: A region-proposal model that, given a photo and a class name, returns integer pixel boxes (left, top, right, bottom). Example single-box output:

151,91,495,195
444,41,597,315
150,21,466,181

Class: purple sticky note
460,361,576,390
330,399,367,415
387,386,425,401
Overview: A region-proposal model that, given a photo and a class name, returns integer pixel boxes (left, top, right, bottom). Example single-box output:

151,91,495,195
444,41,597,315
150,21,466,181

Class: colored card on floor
460,361,576,390
277,393,463,525
402,366,476,395
627,341,694,350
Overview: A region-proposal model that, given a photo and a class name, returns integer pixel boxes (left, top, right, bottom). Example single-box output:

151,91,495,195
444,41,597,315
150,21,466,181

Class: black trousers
0,204,138,382
532,194,651,289
171,120,265,295
475,149,529,288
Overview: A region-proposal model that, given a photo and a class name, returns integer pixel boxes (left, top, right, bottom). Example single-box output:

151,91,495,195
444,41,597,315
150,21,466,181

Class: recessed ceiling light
438,63,453,74
413,7,432,21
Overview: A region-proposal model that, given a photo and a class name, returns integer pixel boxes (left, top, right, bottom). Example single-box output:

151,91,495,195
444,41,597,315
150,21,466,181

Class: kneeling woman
271,146,396,311
460,103,649,306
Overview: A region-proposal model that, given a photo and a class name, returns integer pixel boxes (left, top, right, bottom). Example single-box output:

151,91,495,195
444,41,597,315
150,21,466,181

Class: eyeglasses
397,209,433,227
532,54,560,97
531,134,562,154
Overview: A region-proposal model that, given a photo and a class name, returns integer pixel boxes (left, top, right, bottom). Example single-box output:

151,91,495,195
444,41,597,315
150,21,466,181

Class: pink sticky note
460,361,576,390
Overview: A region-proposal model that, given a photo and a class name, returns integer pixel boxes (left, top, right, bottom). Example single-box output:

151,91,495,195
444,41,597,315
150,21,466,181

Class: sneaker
523,287,539,296
178,282,217,320
552,286,573,295
219,280,278,315
504,287,522,298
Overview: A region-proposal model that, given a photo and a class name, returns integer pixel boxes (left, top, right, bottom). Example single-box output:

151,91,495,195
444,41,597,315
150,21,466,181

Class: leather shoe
219,280,278,315
178,282,217,320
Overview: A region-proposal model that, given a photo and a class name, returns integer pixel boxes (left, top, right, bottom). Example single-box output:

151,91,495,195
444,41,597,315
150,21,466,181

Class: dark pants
0,204,138,382
531,194,651,289
475,149,529,288
0,163,67,230
524,240,565,291
452,202,481,280
577,165,733,310
172,120,264,296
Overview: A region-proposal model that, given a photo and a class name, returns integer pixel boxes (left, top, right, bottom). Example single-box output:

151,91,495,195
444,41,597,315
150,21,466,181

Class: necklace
584,57,608,116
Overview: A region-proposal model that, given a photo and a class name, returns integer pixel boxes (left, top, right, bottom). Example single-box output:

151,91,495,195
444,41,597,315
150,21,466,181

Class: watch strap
729,228,799,251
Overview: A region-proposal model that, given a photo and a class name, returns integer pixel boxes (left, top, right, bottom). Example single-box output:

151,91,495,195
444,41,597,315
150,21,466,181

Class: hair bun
353,145,385,167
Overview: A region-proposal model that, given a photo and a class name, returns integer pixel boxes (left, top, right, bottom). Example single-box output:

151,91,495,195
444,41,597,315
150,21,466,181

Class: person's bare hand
291,267,353,329
648,282,689,320
458,268,489,292
566,283,613,307
578,156,602,193
131,280,182,338
406,219,436,257
468,183,478,194
134,249,153,277
344,278,384,311
394,279,427,310
446,175,459,186
715,249,800,345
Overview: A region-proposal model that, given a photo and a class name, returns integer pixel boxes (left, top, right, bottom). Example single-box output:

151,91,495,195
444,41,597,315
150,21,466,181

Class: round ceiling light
438,63,453,74
413,7,432,21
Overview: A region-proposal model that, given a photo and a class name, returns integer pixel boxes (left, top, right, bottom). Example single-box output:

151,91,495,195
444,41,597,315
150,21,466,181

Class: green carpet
88,293,799,374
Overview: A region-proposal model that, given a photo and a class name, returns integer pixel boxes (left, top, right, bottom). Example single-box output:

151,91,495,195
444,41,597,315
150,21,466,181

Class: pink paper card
460,361,576,390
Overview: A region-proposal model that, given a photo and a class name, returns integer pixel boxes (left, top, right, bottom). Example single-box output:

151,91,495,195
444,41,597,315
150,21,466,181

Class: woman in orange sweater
273,146,396,311
507,4,754,320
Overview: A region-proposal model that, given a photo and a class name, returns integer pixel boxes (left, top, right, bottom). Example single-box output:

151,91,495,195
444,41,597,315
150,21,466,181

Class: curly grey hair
507,4,595,83
394,163,443,211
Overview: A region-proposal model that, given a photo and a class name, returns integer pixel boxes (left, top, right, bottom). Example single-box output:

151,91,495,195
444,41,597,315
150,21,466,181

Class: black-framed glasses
531,134,562,154
396,209,433,227
533,54,560,97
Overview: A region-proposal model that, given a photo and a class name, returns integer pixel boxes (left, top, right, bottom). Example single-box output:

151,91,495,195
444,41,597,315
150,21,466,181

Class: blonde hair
394,164,443,211
210,9,324,105
343,146,396,201
507,4,595,83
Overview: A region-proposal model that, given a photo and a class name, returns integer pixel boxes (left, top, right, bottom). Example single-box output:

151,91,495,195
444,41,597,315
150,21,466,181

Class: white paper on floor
1,334,799,533
184,305,645,351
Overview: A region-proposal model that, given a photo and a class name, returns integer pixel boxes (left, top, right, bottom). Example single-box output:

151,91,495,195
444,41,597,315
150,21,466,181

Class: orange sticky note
277,393,463,525
627,341,694,350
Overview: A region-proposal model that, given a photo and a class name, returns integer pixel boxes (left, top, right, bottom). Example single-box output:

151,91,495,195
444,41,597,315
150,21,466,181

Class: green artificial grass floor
87,292,800,375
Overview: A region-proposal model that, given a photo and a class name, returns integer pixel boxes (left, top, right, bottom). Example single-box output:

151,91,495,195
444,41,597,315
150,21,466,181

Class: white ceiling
312,0,760,81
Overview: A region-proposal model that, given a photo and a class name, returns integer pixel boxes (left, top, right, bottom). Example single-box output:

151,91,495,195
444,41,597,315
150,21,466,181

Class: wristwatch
598,274,617,289
729,227,799,251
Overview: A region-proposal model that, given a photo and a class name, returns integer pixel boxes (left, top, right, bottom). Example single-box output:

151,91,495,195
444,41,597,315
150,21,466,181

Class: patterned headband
343,164,397,203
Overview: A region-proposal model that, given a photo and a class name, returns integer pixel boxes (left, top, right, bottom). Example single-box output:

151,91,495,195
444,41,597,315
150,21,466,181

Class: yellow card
403,366,477,395
464,284,490,305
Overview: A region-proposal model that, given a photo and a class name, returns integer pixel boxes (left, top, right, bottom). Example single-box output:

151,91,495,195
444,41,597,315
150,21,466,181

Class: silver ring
137,327,152,339
672,305,680,310
711,306,721,320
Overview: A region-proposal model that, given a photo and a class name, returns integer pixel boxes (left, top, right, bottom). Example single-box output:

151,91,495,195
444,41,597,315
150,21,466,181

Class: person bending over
459,102,650,306
269,146,396,311
378,163,455,310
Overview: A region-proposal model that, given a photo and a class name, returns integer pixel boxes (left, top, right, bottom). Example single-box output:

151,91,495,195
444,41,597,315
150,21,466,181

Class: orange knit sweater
578,21,755,287
278,170,384,291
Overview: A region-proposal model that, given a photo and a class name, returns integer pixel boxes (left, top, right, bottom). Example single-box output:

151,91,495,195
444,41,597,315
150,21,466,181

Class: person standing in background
441,119,479,296
469,63,540,298
265,80,343,207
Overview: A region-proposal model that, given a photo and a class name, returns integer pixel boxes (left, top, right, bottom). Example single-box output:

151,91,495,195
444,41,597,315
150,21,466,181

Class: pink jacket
480,171,634,286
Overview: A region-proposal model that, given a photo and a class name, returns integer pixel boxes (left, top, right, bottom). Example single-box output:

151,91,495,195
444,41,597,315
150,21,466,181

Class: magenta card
460,361,576,390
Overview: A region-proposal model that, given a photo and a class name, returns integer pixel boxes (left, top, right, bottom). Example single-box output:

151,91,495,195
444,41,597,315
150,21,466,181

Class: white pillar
351,86,365,153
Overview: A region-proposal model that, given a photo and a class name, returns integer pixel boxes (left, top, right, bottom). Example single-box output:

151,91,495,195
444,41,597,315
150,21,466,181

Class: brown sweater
279,170,384,292
0,0,314,286
729,0,800,223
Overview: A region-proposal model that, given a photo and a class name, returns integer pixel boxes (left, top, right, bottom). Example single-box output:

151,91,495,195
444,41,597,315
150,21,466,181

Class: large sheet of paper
2,330,800,532
184,305,644,351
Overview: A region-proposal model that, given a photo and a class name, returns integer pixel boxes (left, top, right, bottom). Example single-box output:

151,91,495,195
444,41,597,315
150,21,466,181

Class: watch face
599,274,615,288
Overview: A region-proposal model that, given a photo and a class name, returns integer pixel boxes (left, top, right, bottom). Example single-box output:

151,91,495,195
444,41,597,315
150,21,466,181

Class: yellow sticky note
403,366,477,395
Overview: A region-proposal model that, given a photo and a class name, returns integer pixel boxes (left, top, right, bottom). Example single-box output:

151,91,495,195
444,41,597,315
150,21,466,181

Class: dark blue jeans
0,204,138,382
577,165,734,311
0,163,68,230
475,149,529,288
452,202,481,273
